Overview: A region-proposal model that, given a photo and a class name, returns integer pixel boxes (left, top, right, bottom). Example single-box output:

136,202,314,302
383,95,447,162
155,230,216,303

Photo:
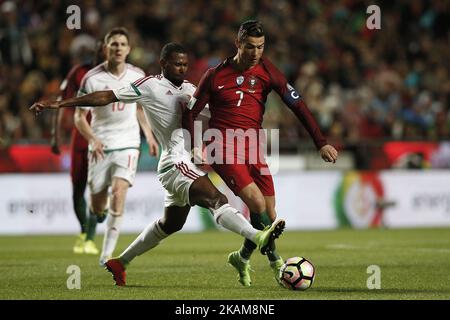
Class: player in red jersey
51,43,103,254
182,20,338,286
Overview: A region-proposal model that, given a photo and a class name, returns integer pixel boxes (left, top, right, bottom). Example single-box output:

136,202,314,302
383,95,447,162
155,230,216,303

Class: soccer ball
279,257,315,291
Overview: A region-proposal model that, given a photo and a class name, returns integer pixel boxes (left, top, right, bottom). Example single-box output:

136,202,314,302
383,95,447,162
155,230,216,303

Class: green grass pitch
1,227,449,300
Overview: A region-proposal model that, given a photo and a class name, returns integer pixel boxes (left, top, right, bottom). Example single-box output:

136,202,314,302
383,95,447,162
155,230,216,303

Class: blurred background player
74,27,158,264
182,20,338,286
51,40,104,255
30,42,286,287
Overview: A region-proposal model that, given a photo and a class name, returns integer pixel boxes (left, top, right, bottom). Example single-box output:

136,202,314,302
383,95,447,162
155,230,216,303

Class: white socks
116,204,259,264
119,220,168,264
210,204,258,242
101,213,123,260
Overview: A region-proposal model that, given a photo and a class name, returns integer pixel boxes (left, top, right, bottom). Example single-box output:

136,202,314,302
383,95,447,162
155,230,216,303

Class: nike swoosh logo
218,85,224,89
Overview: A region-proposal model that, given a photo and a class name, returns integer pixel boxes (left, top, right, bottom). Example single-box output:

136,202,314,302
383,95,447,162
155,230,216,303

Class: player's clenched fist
319,144,338,163
29,100,60,115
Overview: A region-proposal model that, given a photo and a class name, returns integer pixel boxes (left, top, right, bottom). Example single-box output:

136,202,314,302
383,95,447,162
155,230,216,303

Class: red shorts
206,128,274,196
211,162,275,196
70,129,88,186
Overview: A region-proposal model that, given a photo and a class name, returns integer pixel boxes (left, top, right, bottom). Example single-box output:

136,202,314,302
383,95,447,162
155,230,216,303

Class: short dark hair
160,42,187,60
237,20,264,42
104,27,130,44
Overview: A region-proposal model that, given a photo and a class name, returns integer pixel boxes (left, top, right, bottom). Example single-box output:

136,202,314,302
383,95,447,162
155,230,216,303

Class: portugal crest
248,76,258,88
236,76,244,86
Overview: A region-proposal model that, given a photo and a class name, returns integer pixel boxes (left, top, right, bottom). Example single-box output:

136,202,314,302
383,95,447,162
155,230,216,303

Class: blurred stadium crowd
0,0,449,153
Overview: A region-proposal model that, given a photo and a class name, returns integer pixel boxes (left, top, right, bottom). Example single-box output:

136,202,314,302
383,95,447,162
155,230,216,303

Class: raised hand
319,144,338,163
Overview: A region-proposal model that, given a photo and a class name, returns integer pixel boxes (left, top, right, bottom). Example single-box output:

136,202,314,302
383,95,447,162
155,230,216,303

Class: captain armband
284,83,302,104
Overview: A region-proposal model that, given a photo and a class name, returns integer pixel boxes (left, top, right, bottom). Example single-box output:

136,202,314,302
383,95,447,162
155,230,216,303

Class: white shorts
88,148,140,194
157,160,206,207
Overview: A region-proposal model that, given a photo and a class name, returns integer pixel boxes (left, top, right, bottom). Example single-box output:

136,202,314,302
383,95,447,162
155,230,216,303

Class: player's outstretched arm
30,90,118,115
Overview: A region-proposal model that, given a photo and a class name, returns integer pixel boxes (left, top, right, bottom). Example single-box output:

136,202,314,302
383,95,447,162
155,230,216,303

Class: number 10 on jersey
112,102,125,111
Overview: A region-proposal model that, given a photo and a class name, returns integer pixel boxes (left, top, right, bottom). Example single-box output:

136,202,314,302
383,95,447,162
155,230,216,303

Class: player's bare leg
264,195,284,283
117,205,190,266
90,188,109,222
160,205,191,234
190,177,284,286
99,177,129,266
238,183,267,215
85,188,108,255
227,183,267,286
189,176,283,252
229,183,284,285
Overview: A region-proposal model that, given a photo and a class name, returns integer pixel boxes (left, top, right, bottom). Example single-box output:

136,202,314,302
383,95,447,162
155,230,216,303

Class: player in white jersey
73,28,159,264
30,43,285,286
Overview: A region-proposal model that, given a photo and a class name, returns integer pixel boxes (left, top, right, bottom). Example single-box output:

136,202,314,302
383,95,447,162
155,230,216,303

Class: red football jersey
184,57,327,150
60,63,93,150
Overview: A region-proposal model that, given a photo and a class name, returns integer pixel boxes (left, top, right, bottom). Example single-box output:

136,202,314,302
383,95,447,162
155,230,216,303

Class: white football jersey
113,74,210,172
78,62,145,151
